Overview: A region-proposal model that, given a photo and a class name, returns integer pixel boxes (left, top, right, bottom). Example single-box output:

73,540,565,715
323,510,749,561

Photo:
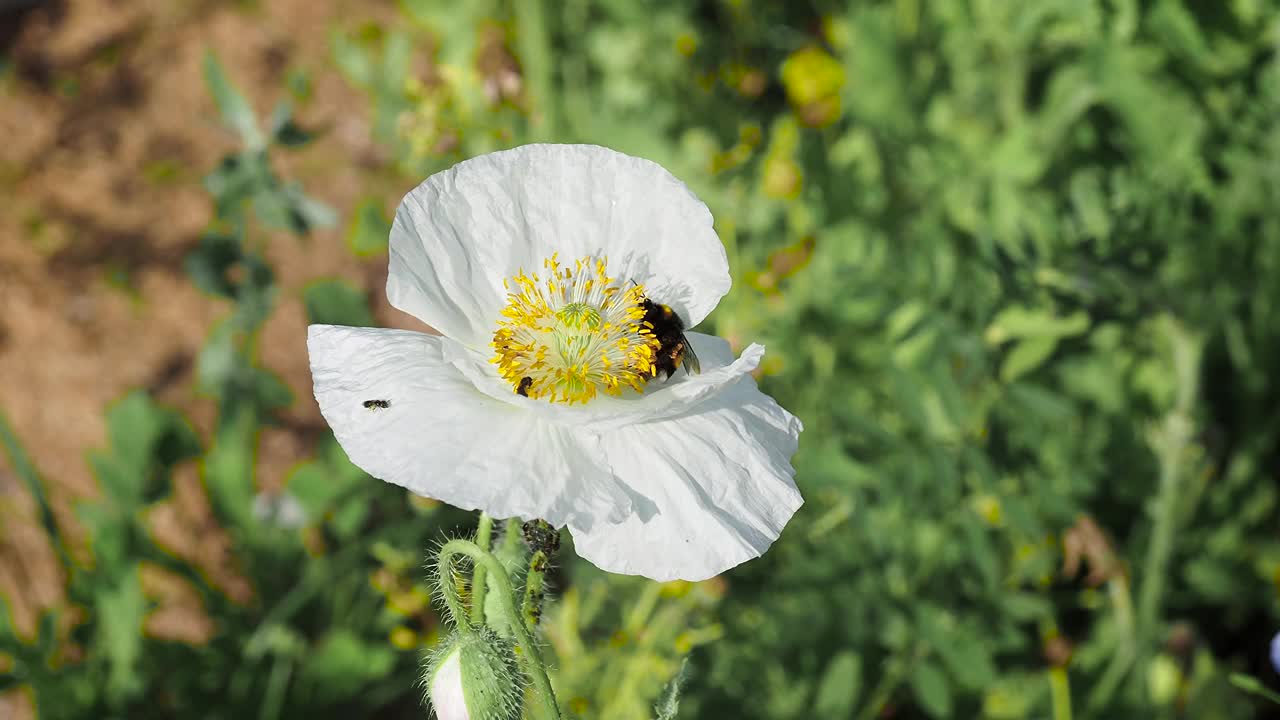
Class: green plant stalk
1049,667,1073,720
1087,417,1186,710
1091,320,1201,710
1136,326,1202,647
1086,575,1137,708
522,550,550,632
470,511,495,625
483,518,527,637
855,644,917,720
259,654,293,720
623,581,663,635
601,599,686,718
438,539,561,720
1136,428,1188,644
514,0,557,139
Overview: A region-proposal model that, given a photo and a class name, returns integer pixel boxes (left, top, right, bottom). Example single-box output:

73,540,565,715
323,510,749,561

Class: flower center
491,255,661,404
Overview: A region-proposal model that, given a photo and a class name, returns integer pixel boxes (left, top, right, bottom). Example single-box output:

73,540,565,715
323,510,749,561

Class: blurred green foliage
4,1,1280,718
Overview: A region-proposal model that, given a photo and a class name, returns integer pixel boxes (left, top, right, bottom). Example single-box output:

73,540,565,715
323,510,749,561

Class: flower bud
1272,631,1280,675
424,628,523,720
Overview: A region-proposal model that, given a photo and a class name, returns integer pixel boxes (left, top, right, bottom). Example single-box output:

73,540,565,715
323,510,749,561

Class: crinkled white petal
306,324,633,530
565,342,804,582
429,648,470,720
387,144,730,346
443,332,763,433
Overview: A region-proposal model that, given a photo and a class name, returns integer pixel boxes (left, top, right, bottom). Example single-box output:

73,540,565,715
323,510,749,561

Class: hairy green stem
438,539,561,720
471,512,495,625
522,550,550,632
436,546,472,632
501,518,523,557
520,520,559,634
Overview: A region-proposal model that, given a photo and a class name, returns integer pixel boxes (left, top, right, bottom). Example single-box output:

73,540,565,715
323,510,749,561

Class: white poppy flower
307,144,803,581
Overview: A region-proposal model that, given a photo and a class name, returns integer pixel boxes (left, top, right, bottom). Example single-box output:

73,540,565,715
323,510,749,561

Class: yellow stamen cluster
492,255,661,404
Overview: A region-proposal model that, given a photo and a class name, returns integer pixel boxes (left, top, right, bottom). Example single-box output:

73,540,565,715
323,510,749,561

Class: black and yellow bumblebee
640,298,700,380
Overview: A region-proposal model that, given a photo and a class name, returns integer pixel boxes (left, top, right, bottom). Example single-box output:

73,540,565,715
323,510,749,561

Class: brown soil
0,2,434,713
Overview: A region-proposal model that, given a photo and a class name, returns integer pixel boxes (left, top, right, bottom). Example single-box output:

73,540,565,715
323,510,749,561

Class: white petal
307,324,632,529
387,144,730,346
566,362,804,582
443,332,763,433
429,648,470,720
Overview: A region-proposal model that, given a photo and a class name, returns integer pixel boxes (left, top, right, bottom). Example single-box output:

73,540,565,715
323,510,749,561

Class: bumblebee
516,376,533,397
640,298,700,379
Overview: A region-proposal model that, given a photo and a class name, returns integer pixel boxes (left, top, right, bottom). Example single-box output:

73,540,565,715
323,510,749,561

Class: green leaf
285,463,333,519
304,279,375,327
250,367,295,412
934,629,998,691
268,102,314,147
1001,336,1059,383
204,406,257,527
203,153,263,215
281,184,338,233
301,629,397,698
346,199,392,257
654,657,690,720
330,31,374,89
0,410,66,563
185,233,245,299
812,651,861,717
288,434,368,534
195,320,238,395
1002,593,1052,622
202,51,264,151
1069,170,1111,239
982,674,1044,719
1229,673,1280,705
87,392,199,507
230,252,277,332
252,185,295,231
915,606,998,692
330,497,370,538
99,569,146,701
910,660,953,719
1183,556,1239,602
991,126,1047,184
105,392,165,477
286,68,312,101
984,306,1090,345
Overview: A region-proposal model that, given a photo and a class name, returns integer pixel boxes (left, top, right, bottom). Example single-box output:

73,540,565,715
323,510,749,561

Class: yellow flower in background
780,46,845,128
